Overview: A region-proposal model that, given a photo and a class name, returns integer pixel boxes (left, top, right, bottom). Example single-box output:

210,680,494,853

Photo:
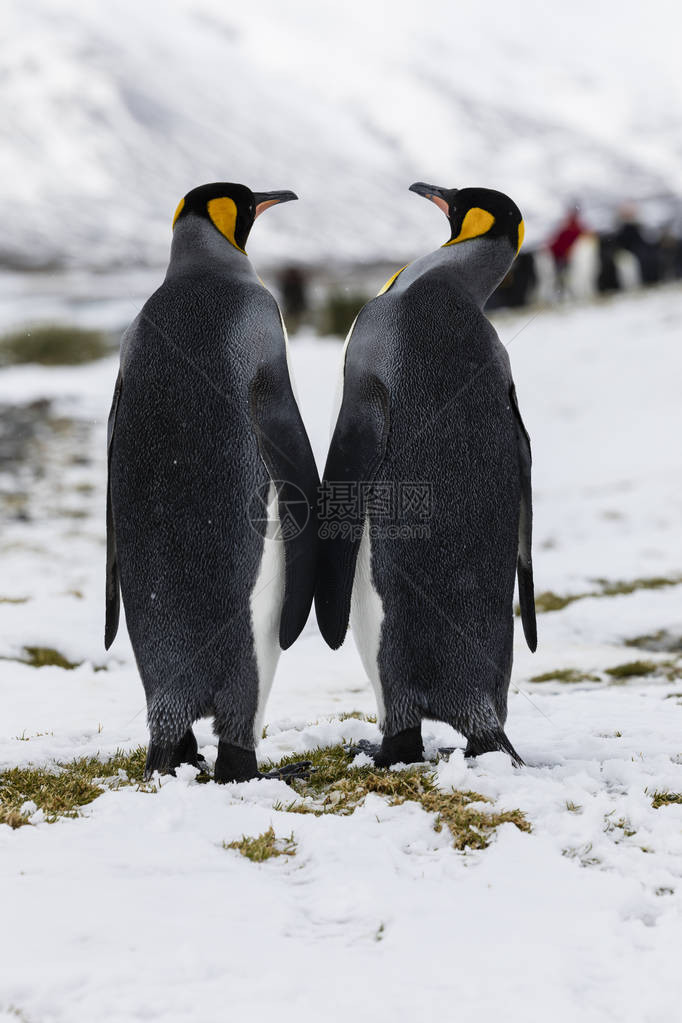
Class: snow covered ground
2,285,682,1020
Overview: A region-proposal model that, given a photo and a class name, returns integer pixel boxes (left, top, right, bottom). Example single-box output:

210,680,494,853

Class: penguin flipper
465,728,525,767
509,383,537,652
315,372,390,649
249,362,321,650
105,371,122,650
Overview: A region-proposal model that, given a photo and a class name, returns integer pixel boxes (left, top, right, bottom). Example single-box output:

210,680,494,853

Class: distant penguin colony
106,182,319,782
106,178,536,779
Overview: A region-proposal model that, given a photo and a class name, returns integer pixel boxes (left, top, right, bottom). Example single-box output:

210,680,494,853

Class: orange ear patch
172,197,185,228
444,207,495,247
207,197,246,253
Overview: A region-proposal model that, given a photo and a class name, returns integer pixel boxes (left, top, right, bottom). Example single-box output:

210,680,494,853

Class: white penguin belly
249,480,285,741
349,517,386,725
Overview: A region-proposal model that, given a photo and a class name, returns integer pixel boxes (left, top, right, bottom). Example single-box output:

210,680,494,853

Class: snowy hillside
2,287,682,1019
2,0,682,269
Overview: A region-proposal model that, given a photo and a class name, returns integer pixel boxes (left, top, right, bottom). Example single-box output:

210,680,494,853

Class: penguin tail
465,728,525,767
144,741,174,780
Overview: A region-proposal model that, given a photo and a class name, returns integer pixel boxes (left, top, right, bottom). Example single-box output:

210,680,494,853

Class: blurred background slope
2,0,681,272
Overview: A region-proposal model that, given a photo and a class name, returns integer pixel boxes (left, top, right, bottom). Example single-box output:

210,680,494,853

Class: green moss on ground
529,658,682,686
0,646,110,672
0,325,111,366
224,826,297,862
530,668,601,684
2,742,530,853
21,646,82,669
651,792,682,809
605,660,659,679
0,747,148,828
595,576,681,597
263,745,530,850
533,591,582,613
522,576,682,618
625,630,682,653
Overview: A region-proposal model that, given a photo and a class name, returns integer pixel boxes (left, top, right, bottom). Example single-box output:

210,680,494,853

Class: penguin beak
253,190,298,218
409,181,456,217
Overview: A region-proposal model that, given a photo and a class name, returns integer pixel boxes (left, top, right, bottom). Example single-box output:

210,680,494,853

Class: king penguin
316,183,537,766
106,182,320,782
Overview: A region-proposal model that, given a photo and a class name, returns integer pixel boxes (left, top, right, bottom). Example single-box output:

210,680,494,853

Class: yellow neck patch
377,264,407,296
207,197,246,254
517,219,525,254
444,207,495,247
172,197,185,228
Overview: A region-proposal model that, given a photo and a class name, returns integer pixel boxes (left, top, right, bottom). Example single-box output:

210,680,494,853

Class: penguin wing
315,357,390,650
105,371,122,650
249,330,321,650
510,383,537,652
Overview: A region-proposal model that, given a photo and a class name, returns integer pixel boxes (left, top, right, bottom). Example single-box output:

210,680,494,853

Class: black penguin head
409,182,524,257
171,182,298,254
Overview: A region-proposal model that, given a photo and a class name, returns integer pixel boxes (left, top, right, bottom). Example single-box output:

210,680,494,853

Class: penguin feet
349,726,425,768
260,761,313,782
464,729,525,767
214,742,259,783
436,746,465,758
144,729,208,780
214,741,312,784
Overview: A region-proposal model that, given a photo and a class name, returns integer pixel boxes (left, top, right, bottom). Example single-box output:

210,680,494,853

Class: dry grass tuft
263,745,530,851
0,747,148,828
651,791,682,809
224,826,297,862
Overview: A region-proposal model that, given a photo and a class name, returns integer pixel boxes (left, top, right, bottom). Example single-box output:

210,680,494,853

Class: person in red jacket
549,206,585,295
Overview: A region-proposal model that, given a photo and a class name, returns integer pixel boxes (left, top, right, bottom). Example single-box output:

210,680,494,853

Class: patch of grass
14,730,53,742
530,668,601,684
0,747,148,828
532,591,582,613
523,575,682,618
335,711,378,723
0,325,111,367
625,630,682,653
609,816,637,838
563,842,601,867
5,1007,32,1022
566,801,583,813
224,826,297,862
651,791,682,809
21,646,82,669
605,660,658,679
1,646,108,672
595,576,682,597
0,596,29,604
263,745,530,850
